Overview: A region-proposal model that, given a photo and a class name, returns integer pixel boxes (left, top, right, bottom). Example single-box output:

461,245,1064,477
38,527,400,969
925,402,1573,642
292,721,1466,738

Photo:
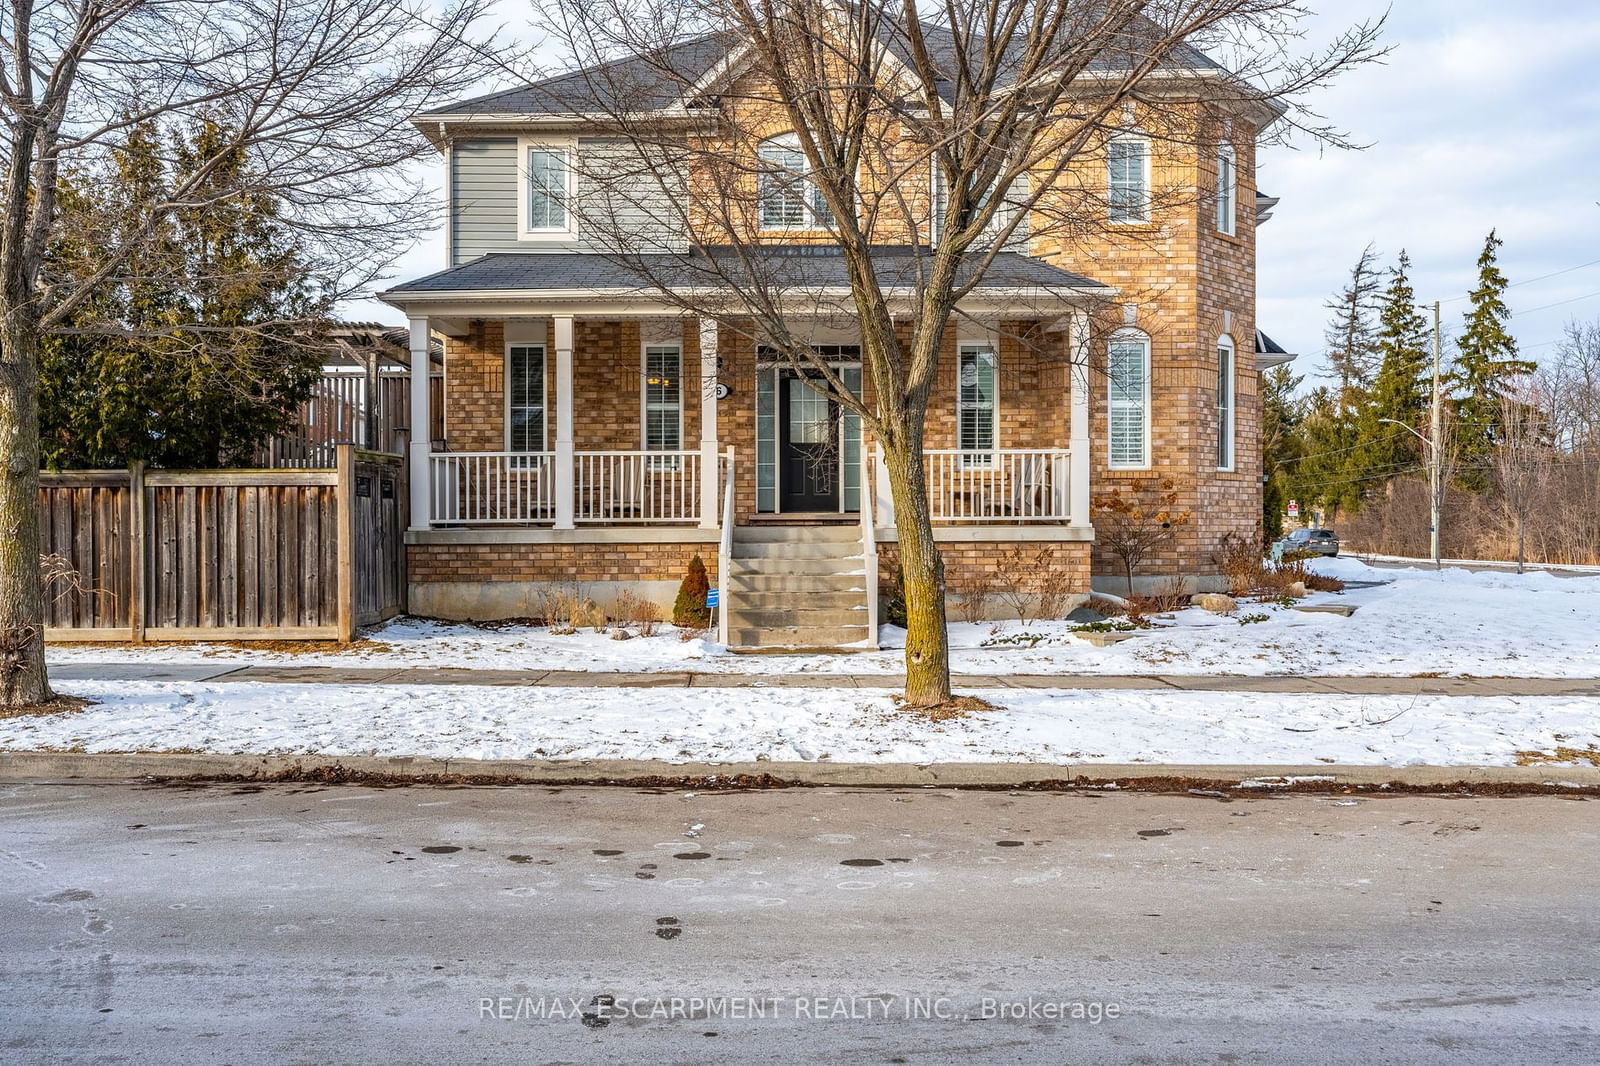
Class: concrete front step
734,541,865,560
729,625,870,648
727,606,868,629
725,572,866,595
731,589,865,611
727,557,866,577
735,524,864,543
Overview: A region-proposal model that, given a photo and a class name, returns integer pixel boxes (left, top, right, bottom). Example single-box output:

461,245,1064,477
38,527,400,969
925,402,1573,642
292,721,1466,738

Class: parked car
1274,528,1340,558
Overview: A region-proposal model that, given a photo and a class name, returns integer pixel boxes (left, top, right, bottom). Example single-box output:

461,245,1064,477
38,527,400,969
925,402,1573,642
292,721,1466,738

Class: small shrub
1304,572,1345,593
1237,612,1271,625
672,556,712,628
881,560,908,629
980,631,1049,648
950,572,995,625
1212,532,1263,596
991,546,1074,626
1071,619,1140,634
611,589,660,636
540,583,600,634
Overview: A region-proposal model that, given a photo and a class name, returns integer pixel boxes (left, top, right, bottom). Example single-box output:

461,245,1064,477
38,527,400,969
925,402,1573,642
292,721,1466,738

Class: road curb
3,750,1598,790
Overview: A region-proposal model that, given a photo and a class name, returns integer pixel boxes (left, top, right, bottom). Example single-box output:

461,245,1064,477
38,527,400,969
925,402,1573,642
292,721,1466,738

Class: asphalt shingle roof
424,13,1228,117
387,247,1106,295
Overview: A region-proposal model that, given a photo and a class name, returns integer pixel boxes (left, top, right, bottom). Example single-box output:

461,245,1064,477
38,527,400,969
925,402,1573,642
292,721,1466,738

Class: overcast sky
348,1,1600,387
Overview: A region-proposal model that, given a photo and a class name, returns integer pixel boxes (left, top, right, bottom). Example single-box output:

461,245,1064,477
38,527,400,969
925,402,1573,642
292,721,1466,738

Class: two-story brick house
378,18,1295,648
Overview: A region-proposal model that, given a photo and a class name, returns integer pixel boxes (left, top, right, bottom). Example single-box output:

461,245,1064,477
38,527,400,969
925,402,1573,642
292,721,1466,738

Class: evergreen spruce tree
1353,250,1432,491
1453,229,1535,488
1295,385,1362,522
1260,362,1303,540
38,115,325,469
1323,244,1383,405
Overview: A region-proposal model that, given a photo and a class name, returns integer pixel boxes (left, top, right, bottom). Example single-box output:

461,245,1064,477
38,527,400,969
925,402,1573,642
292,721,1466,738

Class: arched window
1107,329,1151,468
758,133,833,230
1216,333,1236,470
1107,132,1150,223
1216,143,1236,236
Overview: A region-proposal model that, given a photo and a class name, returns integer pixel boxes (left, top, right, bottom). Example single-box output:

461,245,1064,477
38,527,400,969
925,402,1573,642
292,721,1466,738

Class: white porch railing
922,448,1071,522
430,452,555,524
575,450,702,524
429,450,719,525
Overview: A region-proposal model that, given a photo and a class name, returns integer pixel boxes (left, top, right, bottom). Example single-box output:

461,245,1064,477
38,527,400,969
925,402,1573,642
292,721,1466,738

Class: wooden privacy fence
39,445,405,643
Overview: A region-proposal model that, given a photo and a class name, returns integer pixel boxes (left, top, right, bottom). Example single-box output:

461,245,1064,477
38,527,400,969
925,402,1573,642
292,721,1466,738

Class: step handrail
717,446,734,648
860,445,879,649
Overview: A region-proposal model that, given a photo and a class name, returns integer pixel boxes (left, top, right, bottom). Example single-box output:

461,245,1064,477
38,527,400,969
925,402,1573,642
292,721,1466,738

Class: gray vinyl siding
449,136,685,265
450,138,522,264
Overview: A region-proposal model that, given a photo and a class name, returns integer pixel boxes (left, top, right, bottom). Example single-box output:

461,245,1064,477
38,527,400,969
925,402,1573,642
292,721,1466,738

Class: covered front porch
391,312,1097,535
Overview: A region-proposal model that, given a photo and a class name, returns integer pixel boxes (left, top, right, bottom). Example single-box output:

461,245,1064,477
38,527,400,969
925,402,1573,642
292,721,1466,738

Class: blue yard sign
706,588,720,608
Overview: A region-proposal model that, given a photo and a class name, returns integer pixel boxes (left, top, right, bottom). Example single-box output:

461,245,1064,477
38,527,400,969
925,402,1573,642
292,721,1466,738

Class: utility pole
1428,300,1443,568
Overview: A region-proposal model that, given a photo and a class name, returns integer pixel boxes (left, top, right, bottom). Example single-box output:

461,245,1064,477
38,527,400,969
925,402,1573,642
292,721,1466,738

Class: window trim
1106,132,1151,224
504,342,549,454
1216,142,1236,236
758,132,833,232
1107,329,1152,469
639,342,684,463
516,136,577,240
1216,332,1235,471
956,341,999,464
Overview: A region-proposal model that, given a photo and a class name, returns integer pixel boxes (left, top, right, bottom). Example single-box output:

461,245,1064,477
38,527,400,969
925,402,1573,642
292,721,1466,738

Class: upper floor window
1216,143,1236,236
759,134,833,230
1107,134,1150,223
1216,333,1235,470
1108,330,1150,468
957,344,997,461
526,146,570,231
930,162,1006,244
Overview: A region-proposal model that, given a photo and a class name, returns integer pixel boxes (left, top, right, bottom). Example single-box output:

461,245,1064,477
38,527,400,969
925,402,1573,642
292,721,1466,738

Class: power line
1511,288,1600,319
1439,255,1600,305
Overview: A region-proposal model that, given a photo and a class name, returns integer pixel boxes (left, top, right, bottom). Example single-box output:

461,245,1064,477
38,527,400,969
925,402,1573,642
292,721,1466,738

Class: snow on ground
5,679,1597,767
45,557,1600,677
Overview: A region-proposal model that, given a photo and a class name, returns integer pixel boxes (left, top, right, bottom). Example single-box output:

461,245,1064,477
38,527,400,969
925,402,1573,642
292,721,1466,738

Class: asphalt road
2,782,1597,1065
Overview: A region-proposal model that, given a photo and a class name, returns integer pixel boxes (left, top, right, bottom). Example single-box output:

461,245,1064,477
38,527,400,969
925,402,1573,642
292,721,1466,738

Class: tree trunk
1516,513,1526,574
0,316,53,706
880,440,950,707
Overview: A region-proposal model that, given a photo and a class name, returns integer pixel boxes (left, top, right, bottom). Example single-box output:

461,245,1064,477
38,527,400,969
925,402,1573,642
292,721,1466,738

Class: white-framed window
957,344,997,464
1107,133,1150,223
930,161,1005,244
516,138,576,239
642,345,682,466
507,344,547,454
1216,333,1235,470
1216,142,1236,236
758,133,833,230
1107,330,1150,468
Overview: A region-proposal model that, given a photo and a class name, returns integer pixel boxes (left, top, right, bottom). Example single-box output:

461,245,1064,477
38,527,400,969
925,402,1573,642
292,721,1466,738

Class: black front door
778,371,839,512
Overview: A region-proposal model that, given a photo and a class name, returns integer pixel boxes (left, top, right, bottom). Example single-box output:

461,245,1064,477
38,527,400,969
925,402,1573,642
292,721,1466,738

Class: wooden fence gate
38,446,405,642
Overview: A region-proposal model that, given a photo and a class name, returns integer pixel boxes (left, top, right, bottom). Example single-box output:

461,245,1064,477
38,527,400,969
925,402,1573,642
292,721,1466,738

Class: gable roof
422,13,1233,120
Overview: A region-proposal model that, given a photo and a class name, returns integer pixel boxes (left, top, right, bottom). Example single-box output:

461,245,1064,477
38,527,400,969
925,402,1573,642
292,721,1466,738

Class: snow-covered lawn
5,679,1597,767
44,556,1600,677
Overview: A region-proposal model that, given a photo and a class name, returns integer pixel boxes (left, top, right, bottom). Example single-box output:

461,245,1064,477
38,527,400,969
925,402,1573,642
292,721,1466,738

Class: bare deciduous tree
1495,385,1548,574
0,0,502,707
522,0,1384,707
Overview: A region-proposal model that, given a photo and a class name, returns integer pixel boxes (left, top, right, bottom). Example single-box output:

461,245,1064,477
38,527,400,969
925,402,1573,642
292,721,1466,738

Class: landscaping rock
1193,593,1237,615
1287,581,1308,598
1074,630,1140,647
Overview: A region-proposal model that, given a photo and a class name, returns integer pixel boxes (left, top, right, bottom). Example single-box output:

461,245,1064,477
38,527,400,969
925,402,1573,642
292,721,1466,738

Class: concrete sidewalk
46,661,1600,696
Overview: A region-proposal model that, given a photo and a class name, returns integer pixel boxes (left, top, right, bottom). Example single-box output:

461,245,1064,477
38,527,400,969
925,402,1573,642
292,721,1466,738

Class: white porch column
874,447,894,526
406,316,432,531
1069,309,1093,527
698,318,719,529
553,315,576,530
